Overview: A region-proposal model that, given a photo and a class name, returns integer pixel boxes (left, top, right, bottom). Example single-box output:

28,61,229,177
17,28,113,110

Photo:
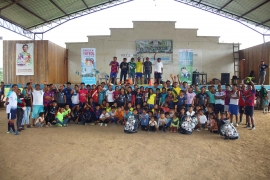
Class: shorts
129,72,135,79
214,104,224,114
148,104,154,110
239,106,245,114
7,108,17,120
154,72,162,79
32,105,44,119
224,105,229,112
229,104,238,115
245,106,254,117
72,103,78,108
136,73,142,78
110,72,117,78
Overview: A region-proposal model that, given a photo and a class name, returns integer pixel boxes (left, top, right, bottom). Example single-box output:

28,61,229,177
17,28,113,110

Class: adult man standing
31,82,45,127
135,57,143,84
109,57,119,85
244,80,256,130
153,53,163,84
196,87,209,107
6,84,19,135
186,86,196,109
0,81,5,101
128,58,136,84
238,83,246,124
55,84,66,108
64,82,72,108
214,85,225,119
258,60,268,85
120,58,129,83
79,82,88,107
143,57,152,84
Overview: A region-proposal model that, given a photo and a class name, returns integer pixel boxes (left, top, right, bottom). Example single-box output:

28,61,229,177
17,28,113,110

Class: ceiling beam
219,0,233,11
49,0,67,15
240,0,270,18
16,3,46,21
81,0,89,8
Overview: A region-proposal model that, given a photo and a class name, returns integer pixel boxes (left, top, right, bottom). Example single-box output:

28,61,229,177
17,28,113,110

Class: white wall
66,21,233,83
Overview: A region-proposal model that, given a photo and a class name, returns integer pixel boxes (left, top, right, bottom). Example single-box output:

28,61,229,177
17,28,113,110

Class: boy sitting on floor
99,108,110,126
55,107,69,127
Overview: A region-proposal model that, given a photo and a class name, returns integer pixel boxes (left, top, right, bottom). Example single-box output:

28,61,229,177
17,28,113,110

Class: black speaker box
221,73,230,85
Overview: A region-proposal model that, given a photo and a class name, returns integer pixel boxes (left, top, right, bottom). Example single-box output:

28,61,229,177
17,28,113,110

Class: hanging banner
136,40,173,53
179,49,193,84
81,48,97,85
16,43,34,75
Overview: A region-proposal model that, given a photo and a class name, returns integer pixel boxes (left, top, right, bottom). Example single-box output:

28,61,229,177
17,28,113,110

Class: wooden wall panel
239,42,270,85
3,40,67,84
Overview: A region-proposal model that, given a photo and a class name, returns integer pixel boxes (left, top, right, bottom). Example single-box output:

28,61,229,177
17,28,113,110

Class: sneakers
6,131,11,134
90,123,95,126
14,131,20,135
251,126,256,130
63,124,68,127
100,123,103,126
105,124,108,127
245,124,251,128
236,123,239,127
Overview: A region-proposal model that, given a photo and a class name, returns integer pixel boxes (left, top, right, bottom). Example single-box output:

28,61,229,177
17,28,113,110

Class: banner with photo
136,40,173,54
179,49,193,84
81,48,97,85
16,43,34,75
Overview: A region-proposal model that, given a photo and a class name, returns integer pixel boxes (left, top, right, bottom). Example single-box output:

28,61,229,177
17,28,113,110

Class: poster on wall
81,48,97,85
179,49,193,84
136,40,173,54
16,43,34,75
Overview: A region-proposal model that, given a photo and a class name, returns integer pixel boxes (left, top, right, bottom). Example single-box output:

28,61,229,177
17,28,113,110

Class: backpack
218,120,239,140
124,115,140,134
178,115,198,135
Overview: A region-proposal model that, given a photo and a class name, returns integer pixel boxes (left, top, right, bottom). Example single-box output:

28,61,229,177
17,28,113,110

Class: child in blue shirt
93,104,102,125
165,112,172,131
124,107,132,124
140,108,149,131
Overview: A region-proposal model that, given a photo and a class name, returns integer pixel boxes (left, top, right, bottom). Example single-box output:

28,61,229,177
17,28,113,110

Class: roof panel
85,0,111,7
1,4,43,28
202,0,229,9
244,2,270,23
0,1,11,9
54,0,86,15
19,0,65,25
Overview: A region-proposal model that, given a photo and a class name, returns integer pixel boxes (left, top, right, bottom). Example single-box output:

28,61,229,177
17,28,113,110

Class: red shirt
224,90,230,105
79,89,88,103
238,90,246,106
91,89,99,103
244,89,256,107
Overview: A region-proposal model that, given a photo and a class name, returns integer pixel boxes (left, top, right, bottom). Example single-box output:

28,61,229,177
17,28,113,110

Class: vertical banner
81,48,96,85
16,43,34,75
179,49,193,84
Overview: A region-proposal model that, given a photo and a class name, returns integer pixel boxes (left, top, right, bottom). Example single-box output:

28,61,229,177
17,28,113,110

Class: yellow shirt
136,62,143,73
172,87,181,102
147,94,156,105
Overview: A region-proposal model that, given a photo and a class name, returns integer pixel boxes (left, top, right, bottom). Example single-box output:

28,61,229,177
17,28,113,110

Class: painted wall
66,21,234,84
3,40,68,84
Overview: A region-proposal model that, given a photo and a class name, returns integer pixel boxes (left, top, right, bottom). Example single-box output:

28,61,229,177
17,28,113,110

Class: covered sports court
0,1,270,180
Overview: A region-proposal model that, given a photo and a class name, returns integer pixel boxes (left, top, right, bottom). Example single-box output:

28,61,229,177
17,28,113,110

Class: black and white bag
178,115,198,135
124,115,140,134
218,120,239,140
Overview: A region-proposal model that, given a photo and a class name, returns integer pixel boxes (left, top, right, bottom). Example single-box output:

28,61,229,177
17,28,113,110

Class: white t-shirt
199,115,207,124
72,90,79,104
149,121,157,127
6,91,17,113
186,111,195,116
158,117,167,126
214,91,225,105
106,90,115,102
109,111,116,117
32,89,44,105
154,62,163,73
100,113,110,119
229,91,239,105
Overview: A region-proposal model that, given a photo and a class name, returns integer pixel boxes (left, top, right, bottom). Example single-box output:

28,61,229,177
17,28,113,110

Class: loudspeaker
192,73,200,85
221,73,230,85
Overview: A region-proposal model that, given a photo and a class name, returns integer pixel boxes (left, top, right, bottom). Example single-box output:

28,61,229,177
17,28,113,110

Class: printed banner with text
16,43,34,75
179,49,193,84
81,48,97,85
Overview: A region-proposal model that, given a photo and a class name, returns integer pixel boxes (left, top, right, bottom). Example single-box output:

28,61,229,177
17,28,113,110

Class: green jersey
128,62,136,73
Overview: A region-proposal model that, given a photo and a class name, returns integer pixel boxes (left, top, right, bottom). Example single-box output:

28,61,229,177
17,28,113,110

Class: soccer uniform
135,61,143,78
244,89,256,117
128,62,136,79
214,91,225,114
32,89,44,119
109,61,119,78
6,90,17,120
229,91,239,115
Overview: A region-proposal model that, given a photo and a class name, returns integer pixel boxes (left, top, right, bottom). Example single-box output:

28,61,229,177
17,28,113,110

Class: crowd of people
4,73,267,135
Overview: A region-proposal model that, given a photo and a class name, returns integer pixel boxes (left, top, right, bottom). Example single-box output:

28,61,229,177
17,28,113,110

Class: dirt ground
0,110,270,180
